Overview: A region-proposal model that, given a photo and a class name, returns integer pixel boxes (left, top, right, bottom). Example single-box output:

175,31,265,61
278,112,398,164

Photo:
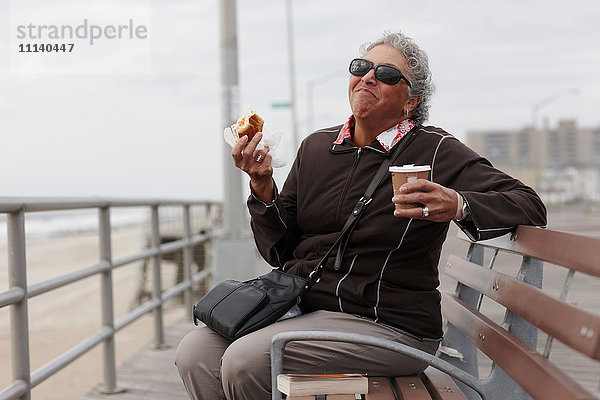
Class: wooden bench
270,225,600,400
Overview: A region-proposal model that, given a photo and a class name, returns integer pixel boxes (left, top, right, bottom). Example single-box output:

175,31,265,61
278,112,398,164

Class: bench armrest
270,331,487,400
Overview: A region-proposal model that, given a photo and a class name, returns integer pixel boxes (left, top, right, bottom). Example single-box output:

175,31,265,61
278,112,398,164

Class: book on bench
285,395,360,400
277,373,369,397
283,378,395,399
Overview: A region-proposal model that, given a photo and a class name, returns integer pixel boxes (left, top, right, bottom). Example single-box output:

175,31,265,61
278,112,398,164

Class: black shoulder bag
193,130,418,341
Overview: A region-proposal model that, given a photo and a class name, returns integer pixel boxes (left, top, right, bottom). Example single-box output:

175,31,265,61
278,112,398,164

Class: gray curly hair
360,30,435,125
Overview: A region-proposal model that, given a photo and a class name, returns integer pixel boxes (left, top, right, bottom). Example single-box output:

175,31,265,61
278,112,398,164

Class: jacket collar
333,115,416,151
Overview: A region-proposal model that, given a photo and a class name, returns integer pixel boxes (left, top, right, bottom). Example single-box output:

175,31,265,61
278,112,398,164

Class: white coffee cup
389,164,431,210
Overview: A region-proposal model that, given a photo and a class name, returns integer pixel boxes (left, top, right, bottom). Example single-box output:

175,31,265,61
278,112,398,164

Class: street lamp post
285,0,298,149
214,0,260,285
219,0,246,239
306,70,343,133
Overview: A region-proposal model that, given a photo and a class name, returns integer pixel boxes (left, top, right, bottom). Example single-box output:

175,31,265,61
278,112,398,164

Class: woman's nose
361,68,377,84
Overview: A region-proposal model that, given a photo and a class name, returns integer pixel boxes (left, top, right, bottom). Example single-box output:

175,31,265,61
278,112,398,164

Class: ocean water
0,204,219,247
0,208,150,247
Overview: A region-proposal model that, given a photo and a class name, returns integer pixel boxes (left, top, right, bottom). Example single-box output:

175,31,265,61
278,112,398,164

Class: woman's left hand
392,179,459,222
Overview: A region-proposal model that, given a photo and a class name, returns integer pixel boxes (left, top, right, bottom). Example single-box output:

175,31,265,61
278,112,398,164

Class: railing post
183,205,193,314
98,207,122,394
8,209,31,400
151,206,165,348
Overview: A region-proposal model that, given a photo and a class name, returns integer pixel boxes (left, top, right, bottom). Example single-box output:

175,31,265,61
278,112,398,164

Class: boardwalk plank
80,319,196,400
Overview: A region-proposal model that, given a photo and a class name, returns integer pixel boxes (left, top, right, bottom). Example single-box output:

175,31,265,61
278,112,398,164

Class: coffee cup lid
389,164,431,173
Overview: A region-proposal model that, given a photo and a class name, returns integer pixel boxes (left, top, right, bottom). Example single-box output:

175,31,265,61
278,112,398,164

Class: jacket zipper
335,147,362,231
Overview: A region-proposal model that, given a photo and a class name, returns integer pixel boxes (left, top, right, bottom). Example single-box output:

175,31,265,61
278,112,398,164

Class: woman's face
348,44,416,125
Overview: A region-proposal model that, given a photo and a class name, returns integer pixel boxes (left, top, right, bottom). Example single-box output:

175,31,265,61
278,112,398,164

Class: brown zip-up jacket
247,124,547,339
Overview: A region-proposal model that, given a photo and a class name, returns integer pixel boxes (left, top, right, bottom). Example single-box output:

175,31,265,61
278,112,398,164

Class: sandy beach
1,205,599,399
0,225,190,400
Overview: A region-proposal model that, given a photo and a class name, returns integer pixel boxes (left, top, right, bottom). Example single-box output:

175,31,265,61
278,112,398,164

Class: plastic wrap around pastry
231,111,264,142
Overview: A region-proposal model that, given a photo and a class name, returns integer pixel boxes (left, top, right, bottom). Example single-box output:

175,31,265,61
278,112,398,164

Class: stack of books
277,374,394,399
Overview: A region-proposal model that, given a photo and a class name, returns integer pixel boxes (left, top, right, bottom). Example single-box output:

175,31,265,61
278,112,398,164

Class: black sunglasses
349,58,412,87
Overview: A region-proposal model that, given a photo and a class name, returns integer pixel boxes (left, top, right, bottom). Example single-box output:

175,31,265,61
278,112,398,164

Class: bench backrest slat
442,293,596,400
457,226,600,277
445,254,600,359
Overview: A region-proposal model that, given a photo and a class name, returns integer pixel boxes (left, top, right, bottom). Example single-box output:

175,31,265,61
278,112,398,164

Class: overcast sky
1,0,599,201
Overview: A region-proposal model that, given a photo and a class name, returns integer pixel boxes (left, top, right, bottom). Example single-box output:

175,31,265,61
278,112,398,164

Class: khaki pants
175,310,439,400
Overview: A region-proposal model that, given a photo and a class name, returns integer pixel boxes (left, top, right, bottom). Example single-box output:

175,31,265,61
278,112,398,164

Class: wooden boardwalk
80,320,195,400
80,207,600,400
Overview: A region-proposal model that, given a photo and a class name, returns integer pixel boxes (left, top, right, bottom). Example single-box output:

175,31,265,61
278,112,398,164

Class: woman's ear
408,96,422,111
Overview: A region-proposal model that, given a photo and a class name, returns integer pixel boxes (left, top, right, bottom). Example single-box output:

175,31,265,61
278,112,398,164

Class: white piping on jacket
252,190,288,267
318,127,342,133
420,128,453,138
335,254,358,313
373,219,413,321
272,202,288,230
479,226,515,232
430,136,448,182
271,202,289,266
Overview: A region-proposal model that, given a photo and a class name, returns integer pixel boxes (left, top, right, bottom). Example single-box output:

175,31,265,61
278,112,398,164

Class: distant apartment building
466,120,600,203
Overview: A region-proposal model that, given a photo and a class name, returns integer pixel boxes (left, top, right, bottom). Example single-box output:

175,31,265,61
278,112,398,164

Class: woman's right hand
231,132,274,203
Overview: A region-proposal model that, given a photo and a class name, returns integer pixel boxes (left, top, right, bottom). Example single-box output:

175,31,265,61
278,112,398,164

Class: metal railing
0,197,222,400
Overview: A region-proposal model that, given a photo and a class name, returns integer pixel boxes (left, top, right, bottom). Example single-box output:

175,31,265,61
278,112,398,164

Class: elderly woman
176,30,547,400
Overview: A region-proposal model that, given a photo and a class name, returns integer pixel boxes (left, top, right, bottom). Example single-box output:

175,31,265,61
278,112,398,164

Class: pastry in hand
231,111,264,142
